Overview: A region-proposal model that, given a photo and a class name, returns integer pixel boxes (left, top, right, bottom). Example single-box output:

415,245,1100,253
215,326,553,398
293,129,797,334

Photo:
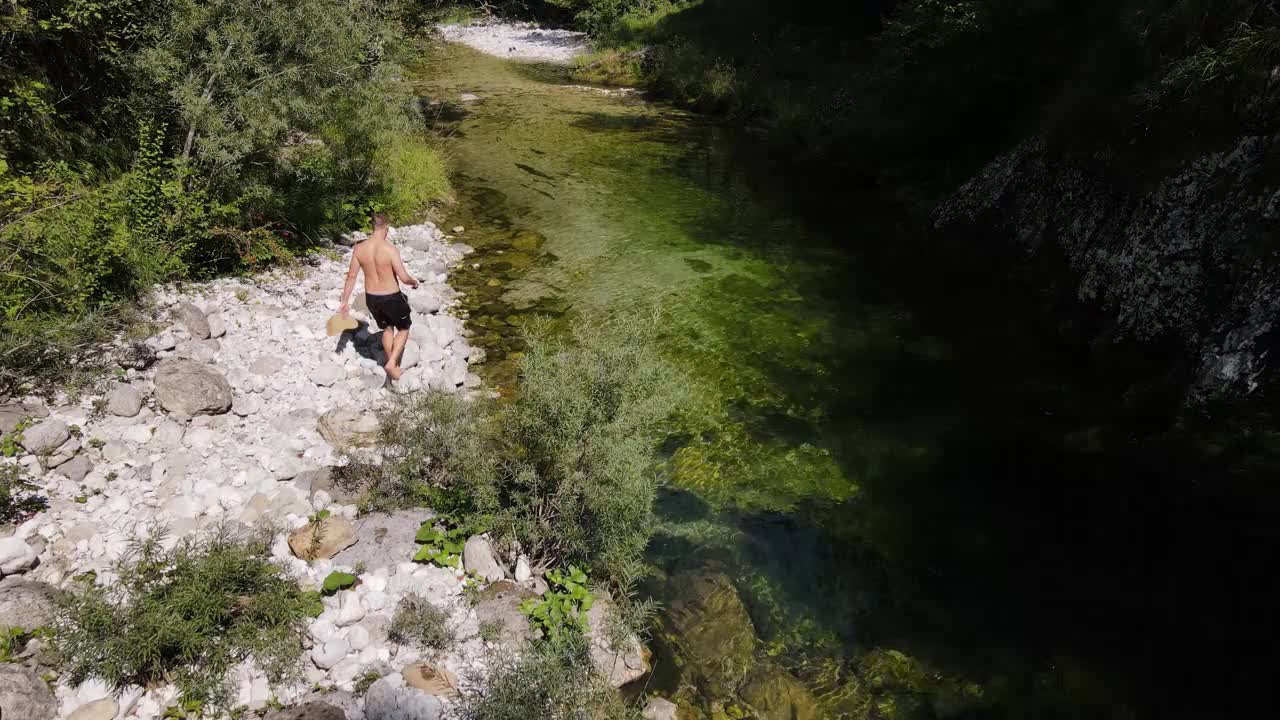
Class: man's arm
338,252,360,313
393,250,419,289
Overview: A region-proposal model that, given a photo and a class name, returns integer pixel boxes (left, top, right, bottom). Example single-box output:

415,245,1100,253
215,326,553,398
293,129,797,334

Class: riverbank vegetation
522,1,1280,203
1,0,449,393
52,526,315,710
363,312,688,592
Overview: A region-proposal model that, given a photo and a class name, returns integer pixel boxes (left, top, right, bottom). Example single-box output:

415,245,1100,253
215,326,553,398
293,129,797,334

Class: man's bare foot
385,363,403,382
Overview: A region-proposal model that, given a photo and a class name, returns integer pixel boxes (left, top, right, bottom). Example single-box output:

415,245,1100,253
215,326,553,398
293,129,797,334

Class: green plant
478,620,504,644
53,525,314,709
519,565,594,643
321,571,358,595
88,437,106,450
413,522,466,569
90,398,110,419
161,700,205,719
0,464,45,523
308,509,331,524
0,418,32,458
387,594,454,652
372,312,688,592
354,668,383,694
454,633,637,720
0,626,48,663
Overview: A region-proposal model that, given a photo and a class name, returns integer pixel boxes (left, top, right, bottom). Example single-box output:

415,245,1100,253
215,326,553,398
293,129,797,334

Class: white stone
335,591,366,627
347,624,371,651
514,555,531,583
463,535,504,583
0,536,38,574
312,637,349,670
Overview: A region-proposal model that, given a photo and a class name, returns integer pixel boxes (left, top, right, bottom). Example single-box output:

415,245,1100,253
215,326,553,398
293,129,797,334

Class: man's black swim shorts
365,291,411,330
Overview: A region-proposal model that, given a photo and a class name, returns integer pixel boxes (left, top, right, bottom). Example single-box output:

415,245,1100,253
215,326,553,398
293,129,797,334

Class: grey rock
107,384,143,417
0,578,55,630
642,698,678,720
0,404,27,435
176,301,210,339
463,535,504,583
288,517,357,561
18,419,68,454
44,437,79,467
300,691,364,720
364,675,443,720
251,355,288,376
58,454,93,483
207,313,227,338
408,293,441,315
586,596,649,687
317,408,379,450
472,581,538,652
332,510,428,570
263,702,347,720
153,359,232,416
0,665,56,720
400,340,420,370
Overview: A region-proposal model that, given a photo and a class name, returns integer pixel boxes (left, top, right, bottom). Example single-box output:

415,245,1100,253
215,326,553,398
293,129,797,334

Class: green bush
52,525,314,708
455,634,638,720
372,134,451,224
388,594,455,651
368,312,688,589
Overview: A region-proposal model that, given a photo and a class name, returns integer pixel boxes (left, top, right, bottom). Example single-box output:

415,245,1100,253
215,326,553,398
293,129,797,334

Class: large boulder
660,570,757,700
263,702,348,720
153,359,232,416
288,516,357,561
0,578,55,630
0,665,56,720
462,535,504,583
472,580,538,651
176,301,211,339
738,663,821,720
585,596,650,687
18,418,68,454
317,408,380,450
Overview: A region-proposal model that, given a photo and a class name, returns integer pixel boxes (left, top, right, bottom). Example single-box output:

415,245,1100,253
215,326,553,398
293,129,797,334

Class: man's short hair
371,211,389,228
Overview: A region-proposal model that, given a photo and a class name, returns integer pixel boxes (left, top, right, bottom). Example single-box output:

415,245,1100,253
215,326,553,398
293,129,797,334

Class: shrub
456,633,638,720
0,464,45,523
372,134,451,224
52,525,313,708
368,312,688,589
388,594,455,651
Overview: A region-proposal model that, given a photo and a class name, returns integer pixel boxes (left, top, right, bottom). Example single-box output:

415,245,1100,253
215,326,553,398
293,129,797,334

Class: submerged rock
738,663,820,720
661,570,757,699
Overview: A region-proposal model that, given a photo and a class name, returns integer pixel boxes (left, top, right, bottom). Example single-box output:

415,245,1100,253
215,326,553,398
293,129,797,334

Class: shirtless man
339,212,419,382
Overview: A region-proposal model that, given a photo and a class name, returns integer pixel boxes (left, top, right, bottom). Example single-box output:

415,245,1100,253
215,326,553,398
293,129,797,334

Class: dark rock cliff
933,129,1280,402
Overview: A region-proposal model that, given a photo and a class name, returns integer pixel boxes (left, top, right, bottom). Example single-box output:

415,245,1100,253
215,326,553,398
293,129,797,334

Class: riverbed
412,38,1168,719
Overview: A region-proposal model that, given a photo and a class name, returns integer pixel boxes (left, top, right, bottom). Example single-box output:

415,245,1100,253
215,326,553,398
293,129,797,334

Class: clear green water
412,42,1148,719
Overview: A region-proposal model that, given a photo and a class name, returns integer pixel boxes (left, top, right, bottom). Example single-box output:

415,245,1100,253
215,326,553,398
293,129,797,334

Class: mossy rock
660,570,757,700
509,229,546,252
738,663,820,720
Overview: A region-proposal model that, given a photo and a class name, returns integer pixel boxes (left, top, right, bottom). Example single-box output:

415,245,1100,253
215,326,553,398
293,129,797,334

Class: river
410,41,1221,720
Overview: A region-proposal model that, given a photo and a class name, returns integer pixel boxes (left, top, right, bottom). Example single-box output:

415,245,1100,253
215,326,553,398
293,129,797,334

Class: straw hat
325,313,359,336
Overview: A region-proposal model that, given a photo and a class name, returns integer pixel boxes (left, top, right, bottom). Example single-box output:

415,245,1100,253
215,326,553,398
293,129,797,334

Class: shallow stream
412,41,1171,719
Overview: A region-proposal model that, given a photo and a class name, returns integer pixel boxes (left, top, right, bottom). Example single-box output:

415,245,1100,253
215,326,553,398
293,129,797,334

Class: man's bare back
338,212,419,382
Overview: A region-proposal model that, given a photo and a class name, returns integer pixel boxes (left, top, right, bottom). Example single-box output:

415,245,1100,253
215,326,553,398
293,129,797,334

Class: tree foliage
0,0,448,392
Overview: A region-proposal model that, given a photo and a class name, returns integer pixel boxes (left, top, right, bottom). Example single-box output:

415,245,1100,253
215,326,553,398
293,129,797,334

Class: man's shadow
334,319,388,366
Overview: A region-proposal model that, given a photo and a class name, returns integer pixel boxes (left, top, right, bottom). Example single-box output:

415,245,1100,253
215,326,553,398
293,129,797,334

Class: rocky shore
0,222,647,719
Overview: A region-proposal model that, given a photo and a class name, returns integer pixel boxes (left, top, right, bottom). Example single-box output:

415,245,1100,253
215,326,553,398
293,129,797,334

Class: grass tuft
52,525,313,708
388,594,455,652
